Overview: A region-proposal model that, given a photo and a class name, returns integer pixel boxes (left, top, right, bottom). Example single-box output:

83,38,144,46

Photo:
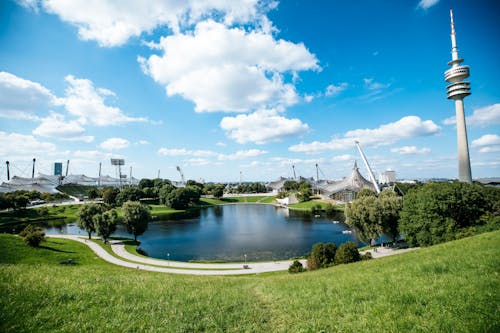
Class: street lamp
244,254,247,266
167,253,170,266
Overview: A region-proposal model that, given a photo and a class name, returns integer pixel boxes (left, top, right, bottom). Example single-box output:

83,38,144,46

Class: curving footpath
47,235,304,275
47,235,419,275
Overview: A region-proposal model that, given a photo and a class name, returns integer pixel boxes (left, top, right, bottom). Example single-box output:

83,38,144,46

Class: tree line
345,182,500,247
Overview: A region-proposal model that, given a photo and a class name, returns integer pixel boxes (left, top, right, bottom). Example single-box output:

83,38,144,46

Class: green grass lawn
0,204,81,231
1,231,498,332
288,199,342,211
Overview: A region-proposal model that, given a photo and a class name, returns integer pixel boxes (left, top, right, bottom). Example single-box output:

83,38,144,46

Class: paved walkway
47,235,419,275
47,235,304,275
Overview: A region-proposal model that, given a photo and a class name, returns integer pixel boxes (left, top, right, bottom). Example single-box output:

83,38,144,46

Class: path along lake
46,204,361,262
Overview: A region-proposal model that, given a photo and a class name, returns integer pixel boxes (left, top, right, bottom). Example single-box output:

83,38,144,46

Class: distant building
54,162,63,176
320,161,376,202
379,170,396,184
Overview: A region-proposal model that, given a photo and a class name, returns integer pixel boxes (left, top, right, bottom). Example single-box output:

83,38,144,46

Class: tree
288,260,305,273
94,209,119,243
165,186,201,210
87,188,99,200
357,188,376,198
138,178,154,189
283,180,299,192
345,196,382,243
378,190,403,241
307,242,337,270
77,204,105,239
19,224,45,247
399,182,489,246
158,183,176,205
345,189,402,243
102,187,120,206
334,242,361,264
213,185,225,199
122,201,151,241
297,182,312,202
115,187,144,205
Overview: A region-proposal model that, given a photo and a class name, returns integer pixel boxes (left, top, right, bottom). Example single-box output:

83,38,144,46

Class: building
445,9,472,183
379,170,396,184
320,161,376,202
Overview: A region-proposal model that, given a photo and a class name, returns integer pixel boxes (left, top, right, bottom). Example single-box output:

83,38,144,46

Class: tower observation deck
445,9,472,183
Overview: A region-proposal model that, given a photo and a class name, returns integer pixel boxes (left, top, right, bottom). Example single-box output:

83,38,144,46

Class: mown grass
288,199,342,211
0,205,81,231
1,231,499,332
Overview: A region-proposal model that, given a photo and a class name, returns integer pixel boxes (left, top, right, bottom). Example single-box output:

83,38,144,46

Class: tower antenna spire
444,9,472,183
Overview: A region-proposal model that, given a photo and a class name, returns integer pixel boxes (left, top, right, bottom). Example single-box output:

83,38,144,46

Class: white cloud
137,140,150,145
73,150,123,160
443,103,500,127
472,134,500,153
216,142,227,147
0,71,60,120
32,111,94,142
331,154,355,162
325,83,348,96
218,149,267,161
158,147,267,160
220,109,309,144
363,78,390,90
417,0,440,10
63,75,147,126
100,138,130,150
391,146,431,155
158,148,217,157
25,0,270,47
289,116,440,154
0,131,56,156
141,20,318,112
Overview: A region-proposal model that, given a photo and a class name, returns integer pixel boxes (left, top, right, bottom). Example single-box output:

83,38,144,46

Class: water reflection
45,204,358,262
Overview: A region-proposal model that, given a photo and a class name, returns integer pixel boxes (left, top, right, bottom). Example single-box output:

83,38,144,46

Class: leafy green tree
283,180,299,192
288,260,305,273
102,187,120,206
122,201,151,241
94,209,119,243
165,186,201,210
345,195,382,243
19,224,45,247
399,182,489,246
138,178,154,189
213,185,225,199
77,203,105,239
356,188,376,198
158,183,176,205
378,190,403,241
297,182,312,202
334,242,361,264
116,187,144,205
307,242,337,270
87,188,99,200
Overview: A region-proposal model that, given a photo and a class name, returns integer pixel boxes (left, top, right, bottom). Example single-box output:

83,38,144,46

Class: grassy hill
1,231,498,332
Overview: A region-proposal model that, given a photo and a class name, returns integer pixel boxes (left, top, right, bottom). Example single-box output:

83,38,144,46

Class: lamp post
167,253,170,266
244,254,247,266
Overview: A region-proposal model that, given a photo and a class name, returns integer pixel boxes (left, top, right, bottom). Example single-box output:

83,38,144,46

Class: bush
361,252,372,260
307,242,337,270
288,260,305,273
19,224,45,247
334,242,361,264
37,206,49,216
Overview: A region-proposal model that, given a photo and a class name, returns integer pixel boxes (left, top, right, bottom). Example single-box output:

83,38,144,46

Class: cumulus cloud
417,0,440,10
221,109,309,144
325,83,348,96
289,116,440,154
472,134,500,153
21,0,271,47
32,112,94,142
63,75,147,126
0,71,60,120
73,150,123,160
443,103,500,127
0,131,56,156
140,20,318,112
158,147,267,160
391,146,431,155
99,138,130,150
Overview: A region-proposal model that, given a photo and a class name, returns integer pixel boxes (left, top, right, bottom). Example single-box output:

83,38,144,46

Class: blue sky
0,0,499,182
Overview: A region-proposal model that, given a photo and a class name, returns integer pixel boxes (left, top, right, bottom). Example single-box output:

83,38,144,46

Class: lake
45,204,360,262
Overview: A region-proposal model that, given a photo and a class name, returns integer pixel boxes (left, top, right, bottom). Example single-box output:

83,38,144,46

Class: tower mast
445,9,472,183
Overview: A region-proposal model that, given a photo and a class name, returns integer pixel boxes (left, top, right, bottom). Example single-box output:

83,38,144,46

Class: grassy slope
1,231,499,332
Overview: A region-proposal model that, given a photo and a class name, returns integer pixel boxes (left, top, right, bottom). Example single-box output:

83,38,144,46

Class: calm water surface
46,204,359,262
